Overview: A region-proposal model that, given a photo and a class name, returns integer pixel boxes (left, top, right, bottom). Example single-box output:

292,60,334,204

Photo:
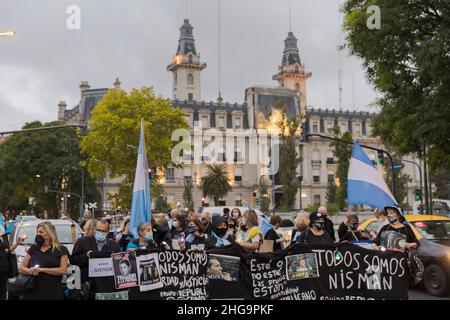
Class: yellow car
359,215,450,296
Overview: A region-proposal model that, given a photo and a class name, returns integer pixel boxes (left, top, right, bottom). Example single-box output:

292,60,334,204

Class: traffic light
415,189,422,201
377,150,385,165
148,168,153,179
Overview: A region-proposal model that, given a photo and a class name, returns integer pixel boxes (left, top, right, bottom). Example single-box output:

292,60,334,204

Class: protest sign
102,242,409,300
89,258,114,278
137,253,163,292
112,252,139,289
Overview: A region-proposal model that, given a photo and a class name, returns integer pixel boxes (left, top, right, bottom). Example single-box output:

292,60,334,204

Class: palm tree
201,164,232,206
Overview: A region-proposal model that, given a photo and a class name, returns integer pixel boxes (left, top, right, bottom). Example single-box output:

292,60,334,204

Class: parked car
359,215,450,296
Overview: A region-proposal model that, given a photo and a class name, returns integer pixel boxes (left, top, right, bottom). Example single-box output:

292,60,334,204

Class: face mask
35,235,45,247
172,221,179,228
202,220,209,226
240,224,248,232
314,222,325,230
228,223,235,228
232,212,239,218
348,223,359,230
388,216,398,223
144,233,153,242
215,228,227,237
95,231,108,242
187,226,196,234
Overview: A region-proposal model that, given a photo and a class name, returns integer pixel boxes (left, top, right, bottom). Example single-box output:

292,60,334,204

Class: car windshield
17,224,82,245
412,220,450,240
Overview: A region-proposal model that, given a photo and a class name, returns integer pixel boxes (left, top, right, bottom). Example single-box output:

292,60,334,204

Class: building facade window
312,170,320,183
166,168,175,181
187,73,194,85
235,194,242,207
314,195,321,205
312,150,321,165
312,121,318,133
183,167,192,180
188,93,194,101
326,151,334,164
218,116,225,129
234,168,242,182
201,115,209,128
188,55,193,64
234,117,241,129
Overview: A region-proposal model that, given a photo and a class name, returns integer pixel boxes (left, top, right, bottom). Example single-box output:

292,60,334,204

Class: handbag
407,248,424,286
7,253,18,278
8,274,36,293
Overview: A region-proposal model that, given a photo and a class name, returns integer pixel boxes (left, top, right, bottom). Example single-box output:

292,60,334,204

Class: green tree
330,127,353,211
201,165,232,206
384,160,411,208
183,178,194,210
277,111,303,211
431,168,450,200
259,179,271,213
80,87,188,207
343,0,450,171
326,175,339,205
0,121,100,218
152,180,169,213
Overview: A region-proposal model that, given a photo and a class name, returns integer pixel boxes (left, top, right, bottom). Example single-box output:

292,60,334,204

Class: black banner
92,242,409,300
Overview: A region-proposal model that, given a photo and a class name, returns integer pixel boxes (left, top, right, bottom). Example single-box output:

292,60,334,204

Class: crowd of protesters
0,203,420,300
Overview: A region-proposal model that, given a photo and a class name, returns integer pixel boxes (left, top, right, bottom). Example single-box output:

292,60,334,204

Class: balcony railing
326,158,335,164
311,160,322,165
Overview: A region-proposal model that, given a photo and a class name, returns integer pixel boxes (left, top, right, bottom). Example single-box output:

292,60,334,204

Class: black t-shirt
264,228,282,251
340,231,364,242
24,244,69,300
0,235,10,272
185,235,207,250
373,224,419,246
297,229,334,245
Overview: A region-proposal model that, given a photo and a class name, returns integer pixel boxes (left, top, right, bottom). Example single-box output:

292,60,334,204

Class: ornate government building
58,19,422,212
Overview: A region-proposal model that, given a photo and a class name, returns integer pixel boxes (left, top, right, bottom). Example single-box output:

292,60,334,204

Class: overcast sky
0,0,379,131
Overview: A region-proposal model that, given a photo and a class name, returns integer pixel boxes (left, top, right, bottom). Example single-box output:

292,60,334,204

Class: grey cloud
0,0,377,131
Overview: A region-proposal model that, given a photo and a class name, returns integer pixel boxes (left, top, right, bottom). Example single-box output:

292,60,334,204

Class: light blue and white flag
130,118,152,239
347,142,398,208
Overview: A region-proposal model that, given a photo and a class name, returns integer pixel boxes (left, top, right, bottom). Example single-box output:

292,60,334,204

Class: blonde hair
243,209,259,228
83,219,97,237
37,221,61,250
294,214,309,231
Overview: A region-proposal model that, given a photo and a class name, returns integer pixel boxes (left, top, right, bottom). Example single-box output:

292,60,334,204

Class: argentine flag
347,142,398,208
130,119,152,239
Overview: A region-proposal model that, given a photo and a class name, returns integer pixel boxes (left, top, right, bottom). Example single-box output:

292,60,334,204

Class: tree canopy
343,0,450,171
80,87,188,207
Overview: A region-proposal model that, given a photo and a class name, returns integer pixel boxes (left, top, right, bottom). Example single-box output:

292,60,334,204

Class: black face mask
35,235,45,247
228,223,235,228
215,228,227,237
348,223,359,230
240,224,248,232
202,220,209,226
314,222,325,230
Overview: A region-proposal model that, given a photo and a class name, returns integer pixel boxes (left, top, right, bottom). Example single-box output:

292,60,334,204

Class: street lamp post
393,157,424,215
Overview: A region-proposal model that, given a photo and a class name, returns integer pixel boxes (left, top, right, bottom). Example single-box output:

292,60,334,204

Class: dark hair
223,208,230,215
189,218,205,234
270,215,282,226
347,215,359,223
175,213,187,230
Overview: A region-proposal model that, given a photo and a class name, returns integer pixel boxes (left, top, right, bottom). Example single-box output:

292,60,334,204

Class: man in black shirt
70,219,121,298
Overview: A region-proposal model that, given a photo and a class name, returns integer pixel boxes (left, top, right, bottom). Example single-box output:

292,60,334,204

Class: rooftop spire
281,31,301,66
176,19,197,55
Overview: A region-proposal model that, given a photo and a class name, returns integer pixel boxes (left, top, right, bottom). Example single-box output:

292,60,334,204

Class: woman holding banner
296,212,334,245
373,206,419,250
237,210,263,252
205,215,235,249
185,218,207,250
